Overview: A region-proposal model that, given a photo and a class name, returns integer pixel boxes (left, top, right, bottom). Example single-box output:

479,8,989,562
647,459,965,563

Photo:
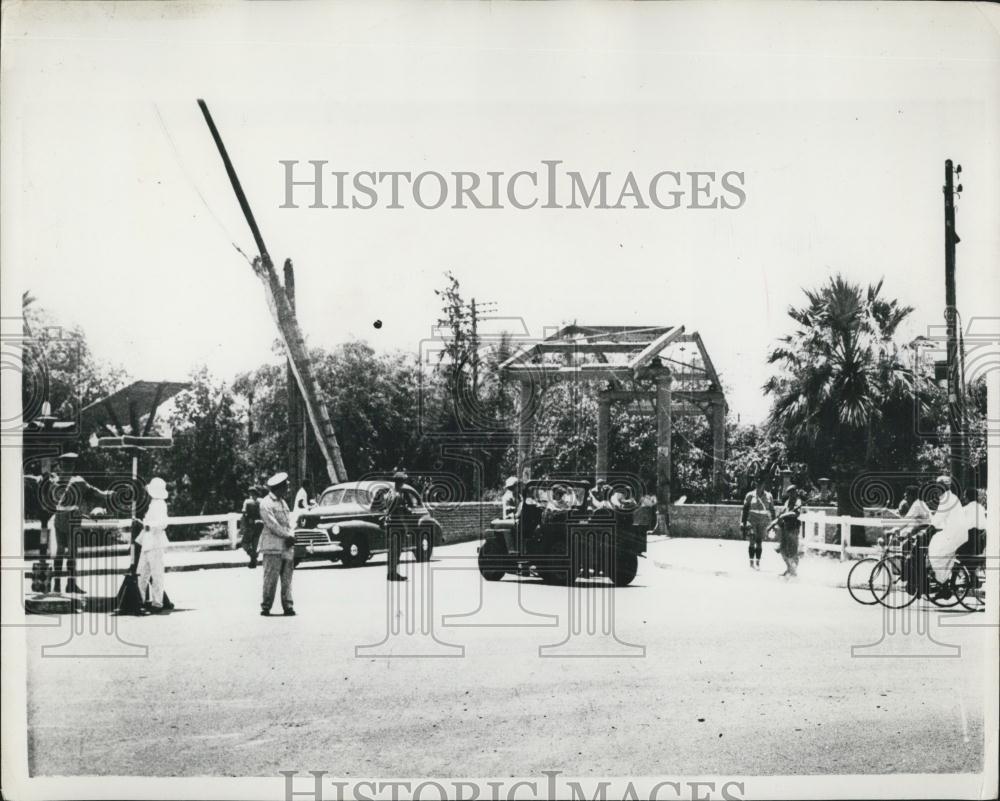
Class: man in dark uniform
48,452,112,594
383,471,412,582
741,475,775,570
240,485,265,568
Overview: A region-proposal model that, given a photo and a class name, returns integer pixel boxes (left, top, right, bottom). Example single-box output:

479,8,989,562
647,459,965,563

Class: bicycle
870,528,972,609
847,530,903,606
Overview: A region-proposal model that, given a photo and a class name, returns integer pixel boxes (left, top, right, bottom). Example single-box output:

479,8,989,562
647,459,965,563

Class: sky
3,1,999,424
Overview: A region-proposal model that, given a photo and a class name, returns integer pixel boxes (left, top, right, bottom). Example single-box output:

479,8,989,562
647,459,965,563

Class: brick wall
429,501,840,544
669,503,744,539
428,502,502,544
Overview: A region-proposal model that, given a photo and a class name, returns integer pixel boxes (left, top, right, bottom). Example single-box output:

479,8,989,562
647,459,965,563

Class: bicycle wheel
872,558,917,609
930,563,972,608
959,565,985,612
847,558,881,605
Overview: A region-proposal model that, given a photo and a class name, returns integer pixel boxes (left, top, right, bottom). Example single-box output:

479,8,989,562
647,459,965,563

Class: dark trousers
386,521,407,575
904,529,933,595
746,515,768,562
241,522,262,562
52,510,81,588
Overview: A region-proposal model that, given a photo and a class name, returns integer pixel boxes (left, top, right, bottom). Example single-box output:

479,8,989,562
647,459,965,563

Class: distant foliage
763,274,986,513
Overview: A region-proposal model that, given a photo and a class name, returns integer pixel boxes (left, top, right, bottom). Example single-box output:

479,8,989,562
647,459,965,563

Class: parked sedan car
293,480,442,567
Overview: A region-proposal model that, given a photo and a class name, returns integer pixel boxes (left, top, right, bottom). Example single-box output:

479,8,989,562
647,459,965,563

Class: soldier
383,471,412,582
588,479,612,511
240,485,265,568
258,472,296,616
501,476,520,520
768,485,803,578
741,475,775,570
47,452,112,594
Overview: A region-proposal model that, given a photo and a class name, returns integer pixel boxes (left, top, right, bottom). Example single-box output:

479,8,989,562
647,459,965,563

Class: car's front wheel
340,535,369,568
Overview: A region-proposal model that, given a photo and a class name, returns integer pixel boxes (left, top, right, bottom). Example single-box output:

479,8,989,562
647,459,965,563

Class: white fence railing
24,513,243,557
800,512,904,561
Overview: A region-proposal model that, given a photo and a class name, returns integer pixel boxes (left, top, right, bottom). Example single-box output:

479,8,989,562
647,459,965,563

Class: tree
21,296,130,477
21,296,129,427
428,272,520,494
764,275,932,529
153,367,249,515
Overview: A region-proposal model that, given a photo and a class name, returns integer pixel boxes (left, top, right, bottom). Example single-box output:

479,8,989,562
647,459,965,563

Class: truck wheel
478,539,506,581
612,551,638,586
413,529,434,562
340,536,369,568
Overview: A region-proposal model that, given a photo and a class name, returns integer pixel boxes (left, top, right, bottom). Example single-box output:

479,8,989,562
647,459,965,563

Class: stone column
711,401,727,501
596,396,611,481
654,371,672,535
516,379,534,480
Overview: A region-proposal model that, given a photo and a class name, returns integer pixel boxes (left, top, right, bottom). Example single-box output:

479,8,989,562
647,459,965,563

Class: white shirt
137,498,170,551
903,499,931,521
501,489,518,519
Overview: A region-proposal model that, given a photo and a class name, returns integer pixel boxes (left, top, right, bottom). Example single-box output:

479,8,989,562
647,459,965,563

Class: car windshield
321,489,345,506
340,488,372,506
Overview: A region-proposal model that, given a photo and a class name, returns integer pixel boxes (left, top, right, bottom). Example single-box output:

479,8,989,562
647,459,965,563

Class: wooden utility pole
283,259,308,492
197,99,348,484
943,159,966,487
470,298,478,396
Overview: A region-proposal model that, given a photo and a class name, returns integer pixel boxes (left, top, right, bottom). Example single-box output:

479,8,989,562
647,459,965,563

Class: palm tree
764,275,927,530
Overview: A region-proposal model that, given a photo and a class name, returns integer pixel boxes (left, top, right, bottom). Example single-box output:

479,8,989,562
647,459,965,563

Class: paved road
23,539,988,777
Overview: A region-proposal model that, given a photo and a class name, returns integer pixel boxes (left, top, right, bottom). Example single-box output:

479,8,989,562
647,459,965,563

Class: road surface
22,538,989,777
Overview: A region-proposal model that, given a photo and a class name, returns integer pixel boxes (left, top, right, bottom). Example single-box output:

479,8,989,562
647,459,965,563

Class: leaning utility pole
283,259,308,493
943,159,967,488
197,99,348,484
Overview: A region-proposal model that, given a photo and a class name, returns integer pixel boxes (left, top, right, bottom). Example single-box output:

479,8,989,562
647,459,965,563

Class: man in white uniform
259,472,296,616
927,475,968,598
135,477,170,613
501,477,520,520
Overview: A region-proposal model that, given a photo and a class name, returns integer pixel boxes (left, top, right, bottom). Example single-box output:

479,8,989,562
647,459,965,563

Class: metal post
654,371,672,535
129,452,139,564
470,298,478,398
711,402,726,501
596,397,611,481
517,379,534,480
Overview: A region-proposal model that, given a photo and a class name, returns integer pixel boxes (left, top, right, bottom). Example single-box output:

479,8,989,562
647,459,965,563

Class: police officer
258,472,296,616
383,471,412,582
48,452,112,594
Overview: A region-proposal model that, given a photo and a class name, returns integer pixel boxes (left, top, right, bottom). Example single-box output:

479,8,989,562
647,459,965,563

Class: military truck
477,479,652,586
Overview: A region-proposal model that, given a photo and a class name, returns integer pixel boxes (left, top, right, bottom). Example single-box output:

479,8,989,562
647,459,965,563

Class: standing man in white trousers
259,472,296,616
